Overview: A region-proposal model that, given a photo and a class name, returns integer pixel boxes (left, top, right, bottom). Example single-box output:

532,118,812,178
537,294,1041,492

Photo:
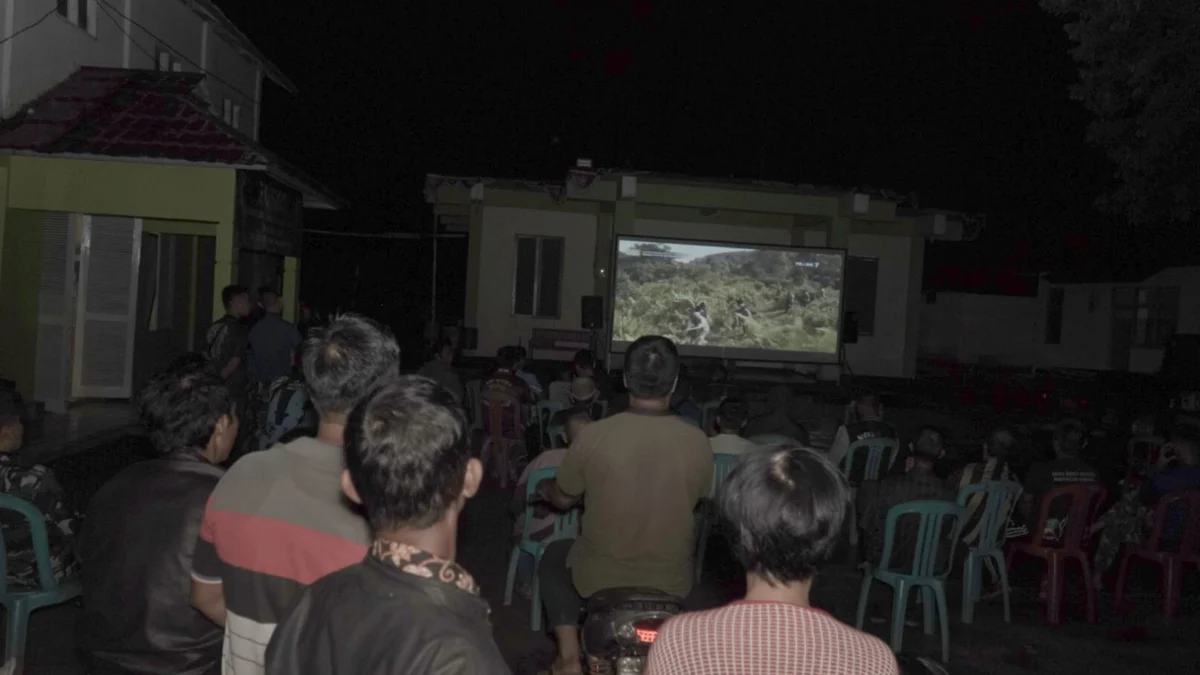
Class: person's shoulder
0,461,57,491
812,612,897,671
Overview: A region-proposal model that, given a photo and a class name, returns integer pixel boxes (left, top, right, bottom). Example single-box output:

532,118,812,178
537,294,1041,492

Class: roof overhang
184,0,298,94
265,162,344,211
0,148,264,171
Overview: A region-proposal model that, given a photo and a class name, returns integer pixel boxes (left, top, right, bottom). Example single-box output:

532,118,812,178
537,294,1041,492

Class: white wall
631,219,792,246
919,291,1044,366
206,28,258,136
473,206,597,357
842,233,916,378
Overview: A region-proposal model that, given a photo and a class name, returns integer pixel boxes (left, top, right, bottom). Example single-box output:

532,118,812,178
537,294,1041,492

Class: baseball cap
569,377,597,402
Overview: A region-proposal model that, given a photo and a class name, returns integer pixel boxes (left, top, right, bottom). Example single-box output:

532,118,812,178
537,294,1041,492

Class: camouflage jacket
0,454,78,589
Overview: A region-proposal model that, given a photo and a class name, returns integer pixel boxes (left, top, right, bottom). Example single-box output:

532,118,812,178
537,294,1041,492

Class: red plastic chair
1124,437,1165,489
1006,483,1108,624
482,399,524,489
1114,488,1200,619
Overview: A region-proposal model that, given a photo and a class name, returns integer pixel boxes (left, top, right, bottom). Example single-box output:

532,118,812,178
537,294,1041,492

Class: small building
920,266,1198,373
424,167,975,379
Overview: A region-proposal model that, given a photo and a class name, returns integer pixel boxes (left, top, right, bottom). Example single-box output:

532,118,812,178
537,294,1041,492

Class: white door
33,213,77,414
72,216,142,399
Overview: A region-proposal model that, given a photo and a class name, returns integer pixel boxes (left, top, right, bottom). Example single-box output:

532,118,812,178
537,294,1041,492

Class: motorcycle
580,587,684,675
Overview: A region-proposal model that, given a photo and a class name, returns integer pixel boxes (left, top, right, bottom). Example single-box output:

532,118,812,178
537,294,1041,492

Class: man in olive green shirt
539,336,713,675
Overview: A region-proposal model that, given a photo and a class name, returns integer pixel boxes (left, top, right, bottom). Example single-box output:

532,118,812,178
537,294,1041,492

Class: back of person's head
574,349,596,373
569,376,597,403
343,375,477,533
913,425,944,461
139,355,236,460
566,411,593,445
1170,426,1200,466
717,398,748,433
1053,418,1087,457
258,287,281,312
623,335,679,400
984,427,1016,463
433,338,454,362
719,445,849,583
495,346,519,370
221,284,250,314
302,314,400,416
854,390,882,418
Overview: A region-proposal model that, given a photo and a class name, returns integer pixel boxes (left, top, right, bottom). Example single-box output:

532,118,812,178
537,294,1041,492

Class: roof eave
187,0,299,95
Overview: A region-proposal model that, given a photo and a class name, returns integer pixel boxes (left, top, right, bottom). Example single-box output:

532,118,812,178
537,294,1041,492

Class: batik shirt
0,455,78,588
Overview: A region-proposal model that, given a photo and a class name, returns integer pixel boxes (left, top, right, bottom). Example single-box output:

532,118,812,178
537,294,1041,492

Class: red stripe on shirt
207,508,367,585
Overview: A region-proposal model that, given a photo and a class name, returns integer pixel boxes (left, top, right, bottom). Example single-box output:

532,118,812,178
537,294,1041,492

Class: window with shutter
73,216,142,398
35,213,75,413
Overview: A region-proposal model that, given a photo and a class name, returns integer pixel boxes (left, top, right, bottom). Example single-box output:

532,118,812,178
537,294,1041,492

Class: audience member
537,336,712,675
0,390,77,589
572,349,612,400
949,427,1017,549
1021,418,1098,540
417,338,464,404
246,289,302,386
709,398,757,456
827,390,893,470
669,365,704,428
255,370,317,452
646,446,898,675
861,427,955,571
743,385,809,446
547,377,602,434
190,314,400,675
77,357,237,675
264,376,507,674
205,285,252,388
482,346,532,436
514,346,544,398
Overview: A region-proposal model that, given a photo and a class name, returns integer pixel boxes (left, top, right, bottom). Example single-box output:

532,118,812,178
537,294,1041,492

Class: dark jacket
76,456,225,675
265,553,509,675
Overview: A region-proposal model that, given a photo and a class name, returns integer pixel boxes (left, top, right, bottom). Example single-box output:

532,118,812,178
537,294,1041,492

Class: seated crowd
6,314,1200,675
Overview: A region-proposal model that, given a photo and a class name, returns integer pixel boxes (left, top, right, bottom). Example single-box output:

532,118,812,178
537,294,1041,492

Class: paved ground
13,402,1200,674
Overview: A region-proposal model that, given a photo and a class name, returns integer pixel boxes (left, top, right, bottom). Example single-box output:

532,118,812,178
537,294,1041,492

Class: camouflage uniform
0,455,78,588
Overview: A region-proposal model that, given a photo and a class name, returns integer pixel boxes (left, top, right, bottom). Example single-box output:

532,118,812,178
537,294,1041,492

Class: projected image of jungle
611,238,845,354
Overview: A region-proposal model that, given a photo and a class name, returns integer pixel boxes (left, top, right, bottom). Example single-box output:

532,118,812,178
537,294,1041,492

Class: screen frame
607,234,848,365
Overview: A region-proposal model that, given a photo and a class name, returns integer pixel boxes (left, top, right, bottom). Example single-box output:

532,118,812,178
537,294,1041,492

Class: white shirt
710,433,759,457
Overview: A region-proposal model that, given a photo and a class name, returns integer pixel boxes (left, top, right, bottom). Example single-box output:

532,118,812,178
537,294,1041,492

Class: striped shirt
191,437,371,675
646,601,899,675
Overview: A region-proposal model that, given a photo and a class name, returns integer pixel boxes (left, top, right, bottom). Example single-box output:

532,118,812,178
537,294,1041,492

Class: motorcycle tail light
633,618,665,644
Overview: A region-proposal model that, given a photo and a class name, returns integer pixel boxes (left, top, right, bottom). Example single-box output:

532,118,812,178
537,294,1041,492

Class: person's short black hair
1054,418,1087,456
717,398,748,430
624,335,679,399
345,375,470,532
221,284,249,308
495,346,519,369
574,349,596,369
718,445,849,584
986,427,1016,461
856,389,880,407
433,338,453,356
302,314,401,415
258,285,277,297
138,355,233,456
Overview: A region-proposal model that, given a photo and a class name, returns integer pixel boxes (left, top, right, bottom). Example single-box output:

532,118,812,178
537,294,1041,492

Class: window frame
1116,286,1179,349
57,0,97,36
511,234,565,319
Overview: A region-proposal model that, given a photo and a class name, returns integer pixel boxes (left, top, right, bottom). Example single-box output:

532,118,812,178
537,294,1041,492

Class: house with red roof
0,2,339,411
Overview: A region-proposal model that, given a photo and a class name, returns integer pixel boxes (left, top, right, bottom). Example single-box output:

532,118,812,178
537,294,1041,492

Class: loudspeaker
458,327,478,351
581,296,605,330
842,312,859,344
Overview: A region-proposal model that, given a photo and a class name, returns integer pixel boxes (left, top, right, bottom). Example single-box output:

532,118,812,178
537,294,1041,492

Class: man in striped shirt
190,314,401,675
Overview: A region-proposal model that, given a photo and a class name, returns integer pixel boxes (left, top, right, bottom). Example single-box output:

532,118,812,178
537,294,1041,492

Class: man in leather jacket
77,355,239,675
265,376,508,674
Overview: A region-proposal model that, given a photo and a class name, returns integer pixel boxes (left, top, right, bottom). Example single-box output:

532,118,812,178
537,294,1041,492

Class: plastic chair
547,381,572,407
855,500,965,663
481,399,524,489
1124,436,1165,489
1006,482,1107,625
0,494,82,672
842,437,900,484
464,379,483,434
534,400,566,450
546,422,567,449
1114,488,1200,619
503,467,580,631
956,480,1023,624
694,453,740,583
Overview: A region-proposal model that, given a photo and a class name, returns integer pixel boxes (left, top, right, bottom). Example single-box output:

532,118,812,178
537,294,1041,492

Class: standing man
537,336,713,675
190,314,400,675
417,339,464,405
246,289,302,387
264,377,507,674
77,357,238,675
206,285,253,386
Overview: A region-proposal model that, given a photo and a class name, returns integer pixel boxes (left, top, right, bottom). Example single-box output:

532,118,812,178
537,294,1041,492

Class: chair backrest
1028,482,1108,549
842,437,899,482
710,453,739,498
0,494,60,593
548,381,572,407
483,398,521,439
879,499,966,578
522,466,579,541
1143,488,1200,558
547,423,567,449
956,480,1023,552
1126,436,1165,484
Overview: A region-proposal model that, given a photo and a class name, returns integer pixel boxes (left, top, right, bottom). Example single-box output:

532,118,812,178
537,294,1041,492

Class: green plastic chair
694,453,740,583
855,499,965,663
0,494,82,671
546,421,567,449
956,480,1022,624
841,437,900,483
534,400,566,450
502,467,579,631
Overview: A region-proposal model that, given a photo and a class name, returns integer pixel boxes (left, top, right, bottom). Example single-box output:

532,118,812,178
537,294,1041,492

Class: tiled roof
0,67,267,166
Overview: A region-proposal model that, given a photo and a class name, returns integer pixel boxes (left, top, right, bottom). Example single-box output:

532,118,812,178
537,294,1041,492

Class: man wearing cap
0,390,77,589
547,377,603,433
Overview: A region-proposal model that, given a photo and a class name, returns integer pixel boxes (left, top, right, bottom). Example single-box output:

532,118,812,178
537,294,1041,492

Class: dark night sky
213,0,1129,324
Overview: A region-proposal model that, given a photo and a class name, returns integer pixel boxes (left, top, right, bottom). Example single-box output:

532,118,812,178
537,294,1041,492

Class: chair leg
993,551,1012,624
1047,554,1065,625
889,581,910,654
1114,550,1132,610
1163,559,1182,620
4,598,28,672
503,547,521,606
934,583,951,664
855,571,873,630
530,550,544,632
1077,553,1097,624
921,586,935,636
962,552,978,625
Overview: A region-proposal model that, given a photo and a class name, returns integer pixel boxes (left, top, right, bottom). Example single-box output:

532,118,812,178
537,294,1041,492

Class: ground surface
13,403,1200,674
